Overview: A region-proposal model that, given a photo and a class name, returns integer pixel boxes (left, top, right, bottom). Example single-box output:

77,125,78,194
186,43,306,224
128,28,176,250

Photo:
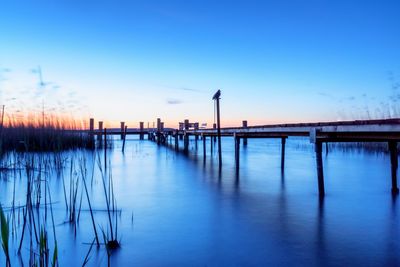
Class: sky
1,0,400,128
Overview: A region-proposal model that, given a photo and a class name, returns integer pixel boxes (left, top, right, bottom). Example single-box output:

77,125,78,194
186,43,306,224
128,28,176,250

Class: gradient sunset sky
1,0,399,128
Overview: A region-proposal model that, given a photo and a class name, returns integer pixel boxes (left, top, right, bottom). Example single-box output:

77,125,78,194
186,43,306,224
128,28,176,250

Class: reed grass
0,204,11,267
0,116,94,153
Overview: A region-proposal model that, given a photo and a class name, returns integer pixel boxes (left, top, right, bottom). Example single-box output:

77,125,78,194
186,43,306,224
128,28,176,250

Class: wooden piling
281,137,286,170
122,125,127,152
184,119,189,153
98,121,103,142
140,122,144,140
215,97,222,167
89,118,94,134
89,118,94,147
202,134,206,160
235,134,240,173
242,120,248,146
120,122,125,140
184,133,189,154
175,133,179,151
389,141,399,194
104,128,107,170
315,141,325,196
157,118,161,145
195,122,199,141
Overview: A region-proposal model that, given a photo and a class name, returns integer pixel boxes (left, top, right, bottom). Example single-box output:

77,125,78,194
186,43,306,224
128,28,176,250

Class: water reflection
0,136,399,266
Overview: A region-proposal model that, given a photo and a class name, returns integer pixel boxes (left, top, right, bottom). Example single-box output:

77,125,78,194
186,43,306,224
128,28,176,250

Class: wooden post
89,118,94,134
122,125,128,152
215,97,222,168
184,119,189,153
194,122,199,141
175,132,179,151
202,134,206,160
120,122,125,139
235,134,240,173
315,141,325,196
104,128,107,170
183,133,189,154
242,120,248,146
140,122,144,140
89,118,94,147
281,137,286,170
157,118,161,145
98,121,103,142
389,141,399,194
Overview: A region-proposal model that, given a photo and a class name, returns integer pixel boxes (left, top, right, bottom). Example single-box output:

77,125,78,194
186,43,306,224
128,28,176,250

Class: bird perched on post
212,89,221,100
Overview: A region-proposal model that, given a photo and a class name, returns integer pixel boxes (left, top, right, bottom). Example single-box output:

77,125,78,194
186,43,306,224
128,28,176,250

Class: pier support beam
140,122,144,140
98,121,103,143
389,141,399,194
202,134,206,160
184,119,189,153
175,133,179,151
242,120,248,146
194,123,199,141
157,118,161,145
89,118,94,147
122,125,127,152
315,141,325,196
183,133,189,154
235,134,240,173
120,122,125,139
213,92,222,168
281,137,286,171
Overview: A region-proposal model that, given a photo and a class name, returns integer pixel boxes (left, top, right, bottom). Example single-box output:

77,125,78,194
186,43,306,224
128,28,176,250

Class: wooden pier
88,118,400,197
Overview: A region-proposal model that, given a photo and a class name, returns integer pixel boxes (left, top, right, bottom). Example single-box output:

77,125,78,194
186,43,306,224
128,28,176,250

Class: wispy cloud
166,98,183,105
163,85,203,93
179,87,201,92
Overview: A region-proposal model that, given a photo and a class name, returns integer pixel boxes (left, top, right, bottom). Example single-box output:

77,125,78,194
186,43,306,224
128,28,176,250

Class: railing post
389,141,399,194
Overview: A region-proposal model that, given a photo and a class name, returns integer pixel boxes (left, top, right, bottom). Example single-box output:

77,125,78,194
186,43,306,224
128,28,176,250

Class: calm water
0,136,399,266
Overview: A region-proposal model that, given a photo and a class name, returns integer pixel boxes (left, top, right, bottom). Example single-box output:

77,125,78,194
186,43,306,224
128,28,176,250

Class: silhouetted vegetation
0,120,94,153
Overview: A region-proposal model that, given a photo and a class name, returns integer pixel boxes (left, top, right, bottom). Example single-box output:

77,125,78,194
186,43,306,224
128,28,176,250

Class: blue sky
1,0,399,127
